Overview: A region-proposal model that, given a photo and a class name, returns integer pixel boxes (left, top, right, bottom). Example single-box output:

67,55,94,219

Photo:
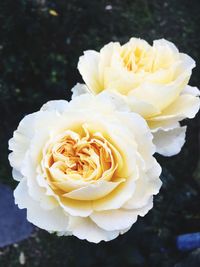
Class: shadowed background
0,0,200,266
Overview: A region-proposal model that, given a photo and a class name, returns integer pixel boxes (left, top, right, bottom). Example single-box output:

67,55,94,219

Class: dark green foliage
0,0,200,266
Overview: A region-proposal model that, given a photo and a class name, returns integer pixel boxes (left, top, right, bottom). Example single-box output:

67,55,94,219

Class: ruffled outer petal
14,178,69,232
130,72,190,112
152,125,187,157
182,85,200,96
149,94,200,121
67,216,119,243
8,113,37,180
123,161,162,210
71,83,89,99
78,50,102,94
41,99,69,113
90,209,138,231
90,196,154,232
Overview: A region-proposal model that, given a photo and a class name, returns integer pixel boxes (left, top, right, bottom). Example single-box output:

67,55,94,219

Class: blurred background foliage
0,0,200,266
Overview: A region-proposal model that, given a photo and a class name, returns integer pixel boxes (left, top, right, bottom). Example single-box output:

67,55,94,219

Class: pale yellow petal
59,197,93,217
90,209,138,231
93,169,138,211
126,95,161,118
149,94,200,121
63,179,124,200
68,216,119,243
123,163,161,210
130,73,190,111
78,50,102,94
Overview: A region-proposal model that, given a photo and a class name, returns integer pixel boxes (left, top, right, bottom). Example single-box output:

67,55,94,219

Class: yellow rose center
121,46,150,73
41,124,119,195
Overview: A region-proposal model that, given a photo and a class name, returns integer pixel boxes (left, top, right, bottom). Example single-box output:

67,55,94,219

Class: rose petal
182,85,200,96
123,170,161,210
21,153,58,210
71,83,89,99
126,95,161,118
115,112,156,170
90,209,138,231
59,197,93,217
35,171,93,217
93,170,137,211
12,168,23,182
78,50,102,94
149,94,200,121
41,100,69,113
148,119,179,132
131,76,189,111
14,178,69,232
67,216,119,243
8,113,36,178
134,196,154,217
152,125,186,157
153,39,179,53
63,179,125,200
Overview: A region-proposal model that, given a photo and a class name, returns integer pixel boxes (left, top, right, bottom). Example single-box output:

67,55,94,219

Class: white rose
77,38,200,156
9,92,161,243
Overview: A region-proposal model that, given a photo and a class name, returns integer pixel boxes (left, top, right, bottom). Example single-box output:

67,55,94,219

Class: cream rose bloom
77,38,200,156
9,92,161,243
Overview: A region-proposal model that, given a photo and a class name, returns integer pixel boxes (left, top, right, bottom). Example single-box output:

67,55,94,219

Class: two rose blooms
8,38,200,243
